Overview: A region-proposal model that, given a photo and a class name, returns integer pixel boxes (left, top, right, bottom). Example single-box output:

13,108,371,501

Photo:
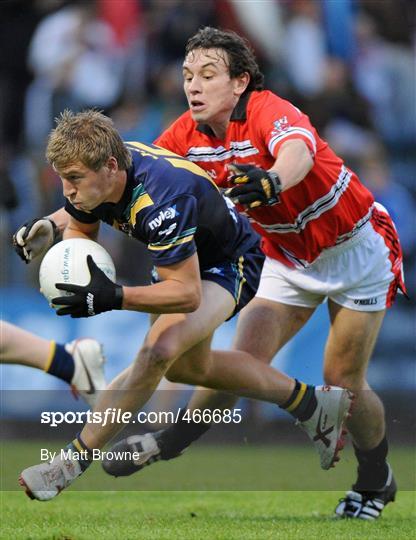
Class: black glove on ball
53,255,123,318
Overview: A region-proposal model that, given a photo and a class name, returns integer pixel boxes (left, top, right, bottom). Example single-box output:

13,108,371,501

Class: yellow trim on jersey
44,341,56,372
286,382,307,412
148,235,194,251
127,141,219,191
127,141,179,158
130,193,154,226
165,158,219,190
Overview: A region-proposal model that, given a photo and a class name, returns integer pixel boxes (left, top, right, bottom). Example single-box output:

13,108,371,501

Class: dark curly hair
185,27,264,93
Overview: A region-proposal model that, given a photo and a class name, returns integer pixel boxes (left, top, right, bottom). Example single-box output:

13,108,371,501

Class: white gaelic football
39,238,116,306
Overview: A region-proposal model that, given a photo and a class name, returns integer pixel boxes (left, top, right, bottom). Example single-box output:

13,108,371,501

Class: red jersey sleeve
154,112,189,154
250,91,318,159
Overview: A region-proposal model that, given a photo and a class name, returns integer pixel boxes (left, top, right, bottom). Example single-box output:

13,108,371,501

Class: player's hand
12,218,59,263
225,164,282,208
53,255,123,318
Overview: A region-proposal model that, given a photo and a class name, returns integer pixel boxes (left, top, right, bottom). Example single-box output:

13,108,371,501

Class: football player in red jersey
106,27,405,519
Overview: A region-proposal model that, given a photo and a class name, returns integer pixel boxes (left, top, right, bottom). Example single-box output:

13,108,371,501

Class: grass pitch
1,442,415,539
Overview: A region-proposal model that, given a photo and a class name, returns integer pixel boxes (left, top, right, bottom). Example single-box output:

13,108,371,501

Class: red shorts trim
370,206,407,308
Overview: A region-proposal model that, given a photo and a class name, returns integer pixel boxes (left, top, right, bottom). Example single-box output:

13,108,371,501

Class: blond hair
46,109,132,172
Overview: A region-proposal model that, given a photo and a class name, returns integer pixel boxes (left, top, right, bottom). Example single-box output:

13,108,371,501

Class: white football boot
296,385,354,470
19,454,83,501
66,338,106,408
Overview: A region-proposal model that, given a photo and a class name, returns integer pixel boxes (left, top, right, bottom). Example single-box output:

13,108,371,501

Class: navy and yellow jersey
64,142,260,269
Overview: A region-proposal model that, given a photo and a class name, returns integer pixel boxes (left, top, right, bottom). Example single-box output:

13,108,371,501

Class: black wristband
47,218,61,243
268,172,282,193
114,285,124,310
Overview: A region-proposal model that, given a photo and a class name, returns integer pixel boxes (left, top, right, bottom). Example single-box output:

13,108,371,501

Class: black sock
280,379,317,421
159,408,212,459
353,436,389,491
45,342,75,384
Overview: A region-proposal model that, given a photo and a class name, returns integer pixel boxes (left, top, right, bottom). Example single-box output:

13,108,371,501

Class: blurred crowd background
1,0,415,429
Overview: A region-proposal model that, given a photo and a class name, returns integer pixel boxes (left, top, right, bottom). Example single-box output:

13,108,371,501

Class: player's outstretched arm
55,252,202,319
122,254,202,314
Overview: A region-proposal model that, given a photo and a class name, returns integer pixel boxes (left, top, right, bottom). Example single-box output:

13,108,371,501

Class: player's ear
233,72,250,97
106,156,119,174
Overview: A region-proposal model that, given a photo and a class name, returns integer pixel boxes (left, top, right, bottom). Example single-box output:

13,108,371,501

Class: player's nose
188,77,202,93
62,179,76,198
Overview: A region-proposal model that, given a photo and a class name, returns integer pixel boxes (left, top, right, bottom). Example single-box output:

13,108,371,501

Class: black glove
13,217,59,263
225,164,282,208
53,255,123,318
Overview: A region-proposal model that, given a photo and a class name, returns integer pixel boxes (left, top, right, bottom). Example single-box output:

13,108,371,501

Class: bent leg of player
20,281,355,499
20,281,295,499
0,321,106,408
102,299,313,476
324,302,397,519
103,298,353,476
19,282,233,500
324,207,405,519
22,281,320,498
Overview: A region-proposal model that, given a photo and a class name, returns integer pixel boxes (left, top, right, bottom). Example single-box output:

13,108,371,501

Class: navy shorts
152,243,264,320
202,244,265,319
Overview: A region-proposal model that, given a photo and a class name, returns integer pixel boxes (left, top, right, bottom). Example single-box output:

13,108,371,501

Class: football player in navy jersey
16,110,352,501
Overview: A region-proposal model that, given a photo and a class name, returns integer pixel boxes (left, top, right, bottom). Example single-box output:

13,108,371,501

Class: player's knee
164,368,182,383
165,361,211,385
324,365,366,392
164,365,193,384
135,342,178,375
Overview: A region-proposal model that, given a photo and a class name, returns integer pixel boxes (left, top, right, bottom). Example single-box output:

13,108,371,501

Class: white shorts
256,204,406,312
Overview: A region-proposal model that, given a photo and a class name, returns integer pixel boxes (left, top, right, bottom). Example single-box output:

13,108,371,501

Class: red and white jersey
155,90,375,267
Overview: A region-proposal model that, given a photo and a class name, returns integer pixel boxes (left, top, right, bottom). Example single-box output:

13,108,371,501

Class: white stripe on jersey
279,246,310,269
269,127,317,156
255,166,352,234
278,207,373,269
186,140,259,162
335,206,373,244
